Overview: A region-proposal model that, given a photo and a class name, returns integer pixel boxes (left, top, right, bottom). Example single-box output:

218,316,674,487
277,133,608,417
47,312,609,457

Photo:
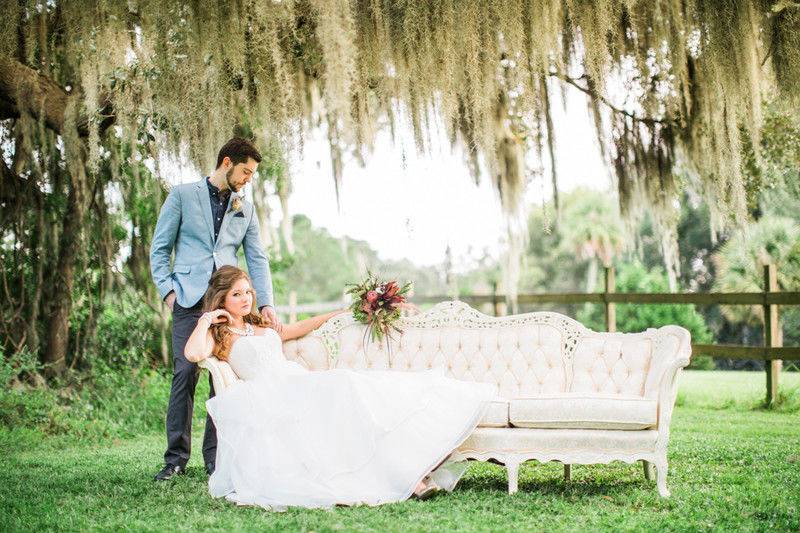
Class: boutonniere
229,194,243,213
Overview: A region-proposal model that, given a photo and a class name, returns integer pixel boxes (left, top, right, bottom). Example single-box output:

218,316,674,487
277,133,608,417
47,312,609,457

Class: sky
285,83,612,269
170,83,612,271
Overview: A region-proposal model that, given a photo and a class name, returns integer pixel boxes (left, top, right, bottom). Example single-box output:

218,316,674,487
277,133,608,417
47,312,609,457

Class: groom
149,137,280,481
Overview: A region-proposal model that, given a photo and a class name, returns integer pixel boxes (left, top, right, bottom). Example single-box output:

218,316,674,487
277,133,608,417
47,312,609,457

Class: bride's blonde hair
202,266,271,361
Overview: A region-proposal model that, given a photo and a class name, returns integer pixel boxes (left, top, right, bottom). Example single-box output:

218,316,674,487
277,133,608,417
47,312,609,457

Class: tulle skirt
205,364,495,510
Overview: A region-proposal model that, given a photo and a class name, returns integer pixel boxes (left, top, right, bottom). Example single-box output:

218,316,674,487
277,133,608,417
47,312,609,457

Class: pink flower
366,290,379,304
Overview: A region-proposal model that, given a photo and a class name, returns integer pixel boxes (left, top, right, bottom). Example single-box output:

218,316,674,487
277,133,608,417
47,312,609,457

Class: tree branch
0,56,114,136
550,71,672,127
0,56,71,131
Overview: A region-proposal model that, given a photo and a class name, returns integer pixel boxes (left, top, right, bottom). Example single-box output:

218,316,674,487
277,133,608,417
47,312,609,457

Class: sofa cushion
479,399,509,427
508,393,657,430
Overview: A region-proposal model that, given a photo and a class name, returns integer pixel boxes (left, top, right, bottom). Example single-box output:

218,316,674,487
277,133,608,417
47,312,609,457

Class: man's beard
225,167,239,192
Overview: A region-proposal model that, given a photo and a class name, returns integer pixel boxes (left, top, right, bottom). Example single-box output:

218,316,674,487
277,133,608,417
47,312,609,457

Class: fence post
289,290,297,324
492,281,500,317
605,266,617,333
763,264,782,405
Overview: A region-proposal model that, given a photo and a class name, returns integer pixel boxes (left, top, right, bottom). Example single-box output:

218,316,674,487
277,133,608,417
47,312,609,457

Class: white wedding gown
205,329,495,510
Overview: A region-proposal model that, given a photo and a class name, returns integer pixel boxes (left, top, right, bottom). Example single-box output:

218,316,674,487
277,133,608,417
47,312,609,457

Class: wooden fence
277,264,800,405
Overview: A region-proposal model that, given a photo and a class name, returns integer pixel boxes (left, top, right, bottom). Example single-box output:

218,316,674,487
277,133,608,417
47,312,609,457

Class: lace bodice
226,329,295,381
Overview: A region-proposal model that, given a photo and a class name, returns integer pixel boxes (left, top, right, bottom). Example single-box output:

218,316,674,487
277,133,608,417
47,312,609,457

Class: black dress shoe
205,462,215,476
154,464,185,481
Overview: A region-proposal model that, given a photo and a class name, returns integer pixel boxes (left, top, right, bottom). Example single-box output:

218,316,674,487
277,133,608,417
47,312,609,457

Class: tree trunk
253,182,281,255
583,258,600,318
25,204,45,355
278,185,295,255
586,258,599,294
43,179,83,377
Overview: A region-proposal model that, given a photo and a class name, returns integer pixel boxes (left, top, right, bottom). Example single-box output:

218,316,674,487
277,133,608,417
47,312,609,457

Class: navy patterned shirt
206,177,230,242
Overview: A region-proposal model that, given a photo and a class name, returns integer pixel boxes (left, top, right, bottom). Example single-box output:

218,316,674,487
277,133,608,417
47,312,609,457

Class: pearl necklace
226,322,255,336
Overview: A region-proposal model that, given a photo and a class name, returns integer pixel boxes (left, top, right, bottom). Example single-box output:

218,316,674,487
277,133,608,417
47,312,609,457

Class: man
149,137,281,481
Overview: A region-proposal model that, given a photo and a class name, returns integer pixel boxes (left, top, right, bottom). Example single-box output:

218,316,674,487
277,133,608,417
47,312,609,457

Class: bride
184,266,495,510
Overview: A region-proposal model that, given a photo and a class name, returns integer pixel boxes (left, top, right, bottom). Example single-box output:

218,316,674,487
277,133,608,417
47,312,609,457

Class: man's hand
164,291,176,311
260,305,283,333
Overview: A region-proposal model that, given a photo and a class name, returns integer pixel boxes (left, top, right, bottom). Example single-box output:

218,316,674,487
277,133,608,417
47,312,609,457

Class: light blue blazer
149,179,274,309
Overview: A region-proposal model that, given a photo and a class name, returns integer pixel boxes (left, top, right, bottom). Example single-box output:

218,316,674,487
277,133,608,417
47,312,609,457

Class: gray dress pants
163,300,217,468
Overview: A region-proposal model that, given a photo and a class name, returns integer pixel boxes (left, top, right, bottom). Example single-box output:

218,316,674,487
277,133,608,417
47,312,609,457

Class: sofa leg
642,460,655,481
506,461,520,495
563,463,571,482
654,460,670,497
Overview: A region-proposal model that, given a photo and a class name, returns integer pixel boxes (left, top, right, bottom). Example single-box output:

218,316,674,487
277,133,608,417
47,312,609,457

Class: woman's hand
200,309,234,326
186,310,230,362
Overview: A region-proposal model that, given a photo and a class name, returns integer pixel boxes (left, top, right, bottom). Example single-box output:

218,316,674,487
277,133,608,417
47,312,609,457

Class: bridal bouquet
346,272,413,344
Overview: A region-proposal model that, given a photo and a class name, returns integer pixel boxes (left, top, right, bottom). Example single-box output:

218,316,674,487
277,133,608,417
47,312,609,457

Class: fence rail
414,292,800,305
278,264,799,405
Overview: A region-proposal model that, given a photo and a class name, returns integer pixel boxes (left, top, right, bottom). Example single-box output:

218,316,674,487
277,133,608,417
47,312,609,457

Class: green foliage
0,291,202,441
90,289,164,370
577,262,714,370
274,214,444,305
0,347,41,389
274,215,361,303
556,191,625,268
0,365,209,442
712,216,800,325
520,188,626,295
743,103,800,203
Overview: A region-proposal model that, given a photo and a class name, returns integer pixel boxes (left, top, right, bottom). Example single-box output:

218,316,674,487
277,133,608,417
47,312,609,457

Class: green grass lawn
1,371,799,532
677,369,800,410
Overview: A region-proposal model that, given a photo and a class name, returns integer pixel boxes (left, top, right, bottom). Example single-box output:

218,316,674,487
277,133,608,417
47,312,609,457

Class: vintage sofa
199,301,691,497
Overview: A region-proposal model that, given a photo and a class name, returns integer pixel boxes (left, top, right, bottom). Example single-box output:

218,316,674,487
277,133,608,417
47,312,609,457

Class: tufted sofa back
281,301,685,400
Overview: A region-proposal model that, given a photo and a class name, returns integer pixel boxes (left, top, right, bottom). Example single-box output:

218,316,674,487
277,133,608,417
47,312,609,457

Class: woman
185,266,495,510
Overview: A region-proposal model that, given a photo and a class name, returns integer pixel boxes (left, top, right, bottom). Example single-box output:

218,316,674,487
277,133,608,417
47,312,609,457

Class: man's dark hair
216,137,262,168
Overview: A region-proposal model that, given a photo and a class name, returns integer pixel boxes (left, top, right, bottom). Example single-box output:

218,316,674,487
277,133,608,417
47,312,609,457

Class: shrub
90,289,164,370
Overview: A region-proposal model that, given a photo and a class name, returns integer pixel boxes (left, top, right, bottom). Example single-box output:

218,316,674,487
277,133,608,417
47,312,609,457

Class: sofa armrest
645,326,691,441
198,356,231,394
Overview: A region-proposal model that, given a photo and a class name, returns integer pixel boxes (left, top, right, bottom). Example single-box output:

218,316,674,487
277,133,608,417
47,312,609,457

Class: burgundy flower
383,282,399,298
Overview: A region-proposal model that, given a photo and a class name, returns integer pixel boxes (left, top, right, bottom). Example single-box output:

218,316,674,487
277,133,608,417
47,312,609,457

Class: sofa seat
479,399,509,427
508,393,657,430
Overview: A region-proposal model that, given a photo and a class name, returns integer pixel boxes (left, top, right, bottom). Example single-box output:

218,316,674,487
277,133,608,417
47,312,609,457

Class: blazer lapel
195,180,215,244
